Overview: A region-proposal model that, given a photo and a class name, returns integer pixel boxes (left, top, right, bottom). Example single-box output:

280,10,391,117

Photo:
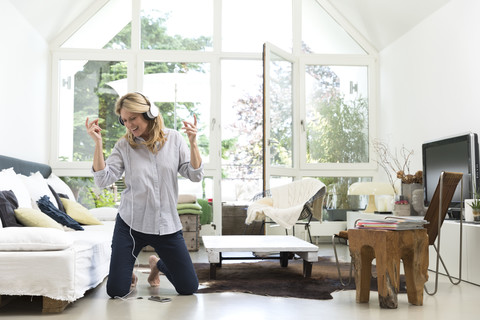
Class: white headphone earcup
147,104,159,119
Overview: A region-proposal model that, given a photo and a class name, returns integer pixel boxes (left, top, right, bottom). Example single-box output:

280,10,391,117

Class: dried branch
372,139,422,193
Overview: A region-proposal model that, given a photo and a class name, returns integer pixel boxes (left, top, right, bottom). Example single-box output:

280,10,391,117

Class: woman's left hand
182,114,198,145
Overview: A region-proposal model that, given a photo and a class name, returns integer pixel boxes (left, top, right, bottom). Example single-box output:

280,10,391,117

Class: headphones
118,92,159,126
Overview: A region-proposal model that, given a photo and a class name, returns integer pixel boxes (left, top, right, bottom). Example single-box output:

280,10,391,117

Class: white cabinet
430,220,480,285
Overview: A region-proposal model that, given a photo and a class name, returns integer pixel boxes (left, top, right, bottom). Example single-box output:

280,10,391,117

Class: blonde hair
115,92,167,153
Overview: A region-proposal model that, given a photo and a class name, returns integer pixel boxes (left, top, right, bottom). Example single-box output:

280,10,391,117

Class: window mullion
131,0,141,51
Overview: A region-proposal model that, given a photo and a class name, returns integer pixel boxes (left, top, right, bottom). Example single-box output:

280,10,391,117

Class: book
354,218,428,230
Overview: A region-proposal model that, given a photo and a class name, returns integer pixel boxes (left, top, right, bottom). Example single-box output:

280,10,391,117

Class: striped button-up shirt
93,128,204,235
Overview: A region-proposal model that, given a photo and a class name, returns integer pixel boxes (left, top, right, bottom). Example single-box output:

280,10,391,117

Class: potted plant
468,192,480,222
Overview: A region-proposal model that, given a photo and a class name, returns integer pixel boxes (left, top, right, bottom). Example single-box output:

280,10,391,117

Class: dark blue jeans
106,214,198,298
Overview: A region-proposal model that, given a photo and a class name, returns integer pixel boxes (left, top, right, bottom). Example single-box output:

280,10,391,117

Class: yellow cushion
14,208,64,230
60,198,103,225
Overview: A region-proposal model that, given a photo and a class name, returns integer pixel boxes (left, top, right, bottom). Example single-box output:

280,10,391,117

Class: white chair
245,178,326,242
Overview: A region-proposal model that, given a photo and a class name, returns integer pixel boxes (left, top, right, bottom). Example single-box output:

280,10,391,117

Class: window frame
49,0,380,233
298,54,378,172
50,50,136,176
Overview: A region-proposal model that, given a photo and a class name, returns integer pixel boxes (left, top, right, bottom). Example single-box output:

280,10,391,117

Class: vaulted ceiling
9,0,450,51
330,0,450,51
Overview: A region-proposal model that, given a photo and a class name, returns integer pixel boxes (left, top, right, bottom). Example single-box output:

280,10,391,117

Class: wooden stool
348,228,429,309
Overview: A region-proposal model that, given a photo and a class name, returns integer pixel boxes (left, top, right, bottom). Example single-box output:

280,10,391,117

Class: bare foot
148,255,161,287
131,272,138,288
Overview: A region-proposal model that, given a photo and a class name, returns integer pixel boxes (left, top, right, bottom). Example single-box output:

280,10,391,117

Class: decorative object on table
411,188,427,215
373,140,423,215
400,180,423,215
348,182,394,213
393,196,411,216
465,192,480,222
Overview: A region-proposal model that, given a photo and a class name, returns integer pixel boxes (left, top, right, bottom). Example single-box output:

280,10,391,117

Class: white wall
0,1,49,163
379,0,480,173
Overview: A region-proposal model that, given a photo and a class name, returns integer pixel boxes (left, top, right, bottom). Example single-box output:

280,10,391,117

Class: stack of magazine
355,217,428,230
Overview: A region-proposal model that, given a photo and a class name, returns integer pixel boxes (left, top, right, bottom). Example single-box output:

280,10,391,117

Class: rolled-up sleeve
177,133,204,182
179,162,204,182
92,142,125,188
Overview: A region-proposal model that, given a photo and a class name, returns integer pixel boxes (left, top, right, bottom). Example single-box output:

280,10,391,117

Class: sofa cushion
47,173,76,201
60,198,102,225
0,227,72,251
48,184,66,213
14,207,64,230
0,190,23,227
0,168,32,209
18,171,58,210
89,207,118,221
37,196,84,231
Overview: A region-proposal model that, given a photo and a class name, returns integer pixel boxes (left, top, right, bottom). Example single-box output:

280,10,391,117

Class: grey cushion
0,190,23,227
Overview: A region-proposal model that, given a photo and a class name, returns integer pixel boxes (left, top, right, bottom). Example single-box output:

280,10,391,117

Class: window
318,176,371,211
61,0,131,49
268,52,294,168
141,0,213,51
221,60,264,201
143,61,211,163
302,0,366,54
57,59,127,162
222,0,292,52
52,0,378,222
305,65,369,165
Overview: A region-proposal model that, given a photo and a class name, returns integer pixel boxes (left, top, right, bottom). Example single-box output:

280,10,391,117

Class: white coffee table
202,235,319,279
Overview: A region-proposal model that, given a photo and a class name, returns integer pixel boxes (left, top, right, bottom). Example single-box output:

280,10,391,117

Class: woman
85,92,203,298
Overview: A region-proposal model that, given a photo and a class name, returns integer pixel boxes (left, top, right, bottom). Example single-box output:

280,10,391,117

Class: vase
465,199,475,221
401,183,423,215
473,209,480,222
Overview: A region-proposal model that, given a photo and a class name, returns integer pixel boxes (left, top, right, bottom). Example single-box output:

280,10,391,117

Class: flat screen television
422,132,480,213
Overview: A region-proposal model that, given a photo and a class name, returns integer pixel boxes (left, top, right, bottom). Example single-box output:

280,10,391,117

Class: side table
348,228,429,308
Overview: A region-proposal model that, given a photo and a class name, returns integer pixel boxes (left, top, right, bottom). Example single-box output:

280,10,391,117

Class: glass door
263,42,297,191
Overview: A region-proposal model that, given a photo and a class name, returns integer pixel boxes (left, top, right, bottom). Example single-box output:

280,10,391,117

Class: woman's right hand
85,118,102,143
86,118,106,172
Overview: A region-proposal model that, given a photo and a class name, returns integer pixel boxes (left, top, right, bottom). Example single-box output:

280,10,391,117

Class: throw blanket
178,194,197,204
177,203,202,215
245,178,325,229
37,196,84,231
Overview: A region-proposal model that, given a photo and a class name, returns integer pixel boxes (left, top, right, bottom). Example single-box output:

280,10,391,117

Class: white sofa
0,155,116,313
